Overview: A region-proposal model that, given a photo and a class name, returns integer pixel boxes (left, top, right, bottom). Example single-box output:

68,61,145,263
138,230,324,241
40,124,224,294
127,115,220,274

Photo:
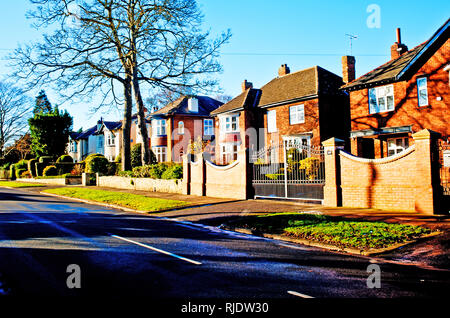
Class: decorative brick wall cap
412,129,441,141
339,145,416,164
322,137,345,148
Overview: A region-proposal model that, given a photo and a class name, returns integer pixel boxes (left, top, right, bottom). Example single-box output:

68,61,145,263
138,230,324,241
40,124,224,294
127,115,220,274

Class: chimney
278,64,290,77
188,97,199,113
390,28,408,60
241,80,253,92
342,55,356,84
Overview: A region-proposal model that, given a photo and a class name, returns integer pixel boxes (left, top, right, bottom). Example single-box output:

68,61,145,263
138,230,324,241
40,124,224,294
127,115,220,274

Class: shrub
115,151,122,163
132,164,167,179
43,165,58,177
20,170,32,179
28,158,38,177
118,170,134,178
15,168,27,179
106,162,120,176
85,154,109,174
15,159,28,170
0,169,10,179
161,164,183,180
70,164,85,176
298,157,321,180
39,156,53,165
9,164,16,180
131,144,142,168
56,155,74,163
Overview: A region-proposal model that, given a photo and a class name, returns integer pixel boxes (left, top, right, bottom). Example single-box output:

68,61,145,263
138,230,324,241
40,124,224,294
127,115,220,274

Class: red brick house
211,64,350,164
149,96,223,162
342,19,450,159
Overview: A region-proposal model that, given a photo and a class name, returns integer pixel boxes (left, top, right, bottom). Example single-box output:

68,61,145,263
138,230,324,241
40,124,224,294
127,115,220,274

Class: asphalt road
0,187,448,300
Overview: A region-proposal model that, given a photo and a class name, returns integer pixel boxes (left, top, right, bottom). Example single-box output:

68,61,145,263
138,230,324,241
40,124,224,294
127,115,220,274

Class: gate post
322,138,345,207
182,154,191,195
412,129,441,214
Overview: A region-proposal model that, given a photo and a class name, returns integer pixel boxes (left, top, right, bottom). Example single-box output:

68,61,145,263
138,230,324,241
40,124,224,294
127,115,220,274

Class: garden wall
323,129,442,214
16,177,82,185
183,149,251,200
97,176,182,194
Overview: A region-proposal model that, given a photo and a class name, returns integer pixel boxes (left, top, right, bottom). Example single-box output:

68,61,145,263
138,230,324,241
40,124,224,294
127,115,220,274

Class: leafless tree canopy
0,82,32,158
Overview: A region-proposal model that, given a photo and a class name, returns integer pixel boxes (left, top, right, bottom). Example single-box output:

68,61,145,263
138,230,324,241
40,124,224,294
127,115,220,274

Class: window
178,121,184,135
267,110,277,133
221,143,239,163
289,105,305,125
369,85,395,114
106,133,115,146
204,119,214,136
152,119,166,136
417,77,429,107
70,141,77,153
387,137,409,157
220,115,239,133
97,135,104,149
152,147,167,162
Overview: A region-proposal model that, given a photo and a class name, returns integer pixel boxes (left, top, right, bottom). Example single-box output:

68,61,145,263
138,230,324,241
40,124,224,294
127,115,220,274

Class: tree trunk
131,68,151,165
121,74,133,171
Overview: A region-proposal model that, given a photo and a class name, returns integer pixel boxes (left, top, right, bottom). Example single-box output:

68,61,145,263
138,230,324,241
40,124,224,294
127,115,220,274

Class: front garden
226,213,436,251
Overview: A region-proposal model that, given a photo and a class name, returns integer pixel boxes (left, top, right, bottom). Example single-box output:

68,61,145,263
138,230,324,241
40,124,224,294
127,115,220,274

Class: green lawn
228,213,434,250
0,181,45,188
43,187,189,212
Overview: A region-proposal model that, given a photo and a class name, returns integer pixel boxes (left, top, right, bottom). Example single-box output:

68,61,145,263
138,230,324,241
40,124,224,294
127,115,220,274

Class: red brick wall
349,39,450,157
339,149,417,211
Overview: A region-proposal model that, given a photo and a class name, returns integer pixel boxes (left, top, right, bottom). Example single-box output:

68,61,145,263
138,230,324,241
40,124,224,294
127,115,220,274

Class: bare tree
0,82,32,159
10,0,230,168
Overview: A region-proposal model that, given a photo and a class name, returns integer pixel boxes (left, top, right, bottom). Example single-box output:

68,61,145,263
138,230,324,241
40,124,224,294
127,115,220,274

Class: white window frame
387,137,409,157
369,84,395,114
178,121,184,135
204,119,214,136
106,132,115,146
289,104,305,125
220,115,239,133
220,143,240,163
267,110,277,133
152,146,167,163
152,119,166,136
417,77,429,107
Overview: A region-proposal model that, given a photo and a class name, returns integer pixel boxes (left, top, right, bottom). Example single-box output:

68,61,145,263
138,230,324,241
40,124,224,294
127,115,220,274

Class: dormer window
188,98,199,113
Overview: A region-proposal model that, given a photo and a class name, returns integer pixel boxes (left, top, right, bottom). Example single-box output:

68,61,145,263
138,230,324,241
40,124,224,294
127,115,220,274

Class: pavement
0,186,449,303
23,184,450,271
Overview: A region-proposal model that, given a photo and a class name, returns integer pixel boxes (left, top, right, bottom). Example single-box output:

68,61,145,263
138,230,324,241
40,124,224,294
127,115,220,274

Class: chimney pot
278,64,290,77
391,27,408,60
241,80,253,92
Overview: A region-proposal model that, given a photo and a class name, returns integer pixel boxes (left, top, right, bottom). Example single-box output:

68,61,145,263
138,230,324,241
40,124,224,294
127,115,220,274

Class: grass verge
0,181,45,188
228,213,434,250
43,187,189,212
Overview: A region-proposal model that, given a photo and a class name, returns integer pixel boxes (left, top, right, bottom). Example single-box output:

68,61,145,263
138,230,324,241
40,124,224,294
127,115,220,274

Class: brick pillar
322,138,345,207
182,154,190,195
190,152,205,196
412,129,441,214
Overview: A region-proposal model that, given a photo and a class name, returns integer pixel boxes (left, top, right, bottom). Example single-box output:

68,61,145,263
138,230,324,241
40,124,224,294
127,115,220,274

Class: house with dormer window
212,64,350,164
148,95,223,162
342,19,450,159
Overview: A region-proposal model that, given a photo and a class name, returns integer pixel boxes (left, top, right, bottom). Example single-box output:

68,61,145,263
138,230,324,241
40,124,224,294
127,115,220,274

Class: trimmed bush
43,165,58,177
56,155,74,163
15,168,27,179
15,159,28,170
9,164,16,180
28,158,38,177
85,154,109,174
106,162,120,176
39,156,53,165
131,144,142,168
20,170,32,179
161,164,183,180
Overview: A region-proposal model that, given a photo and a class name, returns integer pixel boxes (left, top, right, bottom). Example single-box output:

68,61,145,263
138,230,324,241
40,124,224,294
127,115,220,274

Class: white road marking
287,290,315,298
110,235,202,265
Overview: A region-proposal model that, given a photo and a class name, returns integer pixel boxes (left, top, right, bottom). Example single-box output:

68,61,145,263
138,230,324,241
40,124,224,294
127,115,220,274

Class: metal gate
251,140,325,202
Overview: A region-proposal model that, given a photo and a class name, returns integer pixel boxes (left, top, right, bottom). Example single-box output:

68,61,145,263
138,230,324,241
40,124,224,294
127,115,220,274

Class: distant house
341,19,450,158
68,118,122,162
148,96,223,162
211,64,350,164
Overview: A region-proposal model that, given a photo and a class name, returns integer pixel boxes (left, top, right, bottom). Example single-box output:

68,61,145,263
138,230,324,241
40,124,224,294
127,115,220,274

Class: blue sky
0,0,449,131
